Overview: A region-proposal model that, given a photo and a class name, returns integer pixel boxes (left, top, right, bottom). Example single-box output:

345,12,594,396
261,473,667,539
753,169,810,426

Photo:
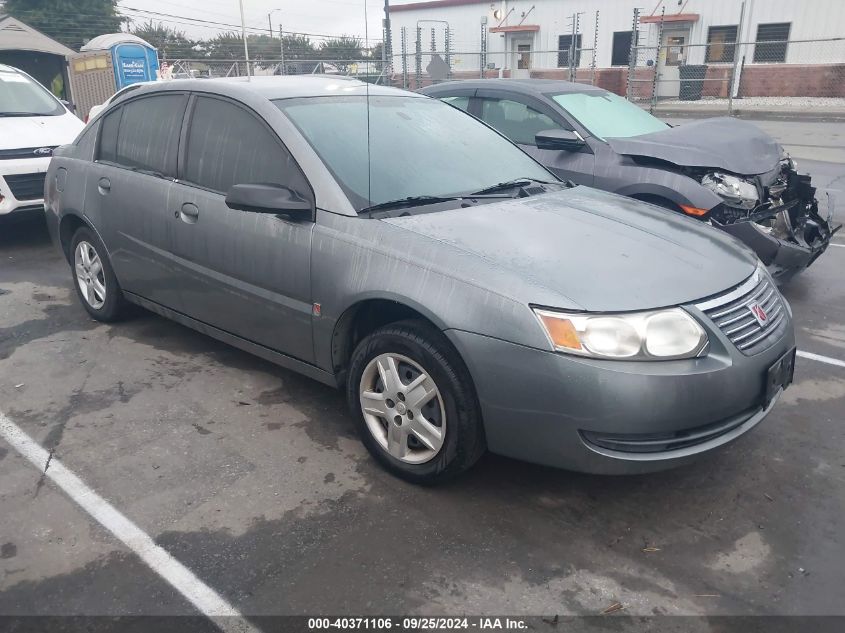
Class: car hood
606,117,782,175
382,187,758,312
0,112,84,151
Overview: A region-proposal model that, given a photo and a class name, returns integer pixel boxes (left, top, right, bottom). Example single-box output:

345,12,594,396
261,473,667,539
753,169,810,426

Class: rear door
473,90,595,185
88,92,188,308
167,94,315,362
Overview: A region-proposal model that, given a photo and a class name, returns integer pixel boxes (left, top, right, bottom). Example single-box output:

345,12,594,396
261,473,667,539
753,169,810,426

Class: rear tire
70,227,128,322
347,320,485,485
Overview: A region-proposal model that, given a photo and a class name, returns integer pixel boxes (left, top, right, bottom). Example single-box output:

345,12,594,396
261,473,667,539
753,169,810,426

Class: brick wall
738,64,845,97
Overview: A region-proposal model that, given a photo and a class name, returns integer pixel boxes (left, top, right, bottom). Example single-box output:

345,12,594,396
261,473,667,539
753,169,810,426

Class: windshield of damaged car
550,90,668,141
274,95,554,211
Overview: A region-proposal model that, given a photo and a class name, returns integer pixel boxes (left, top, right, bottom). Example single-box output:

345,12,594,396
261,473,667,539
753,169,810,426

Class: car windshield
0,67,64,116
550,90,668,141
274,95,553,211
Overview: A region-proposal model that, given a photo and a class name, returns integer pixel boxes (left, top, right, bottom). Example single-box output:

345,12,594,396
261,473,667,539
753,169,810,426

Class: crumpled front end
708,160,840,282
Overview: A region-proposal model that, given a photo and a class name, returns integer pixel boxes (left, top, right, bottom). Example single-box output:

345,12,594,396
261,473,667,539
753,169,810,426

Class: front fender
310,212,556,373
613,168,722,212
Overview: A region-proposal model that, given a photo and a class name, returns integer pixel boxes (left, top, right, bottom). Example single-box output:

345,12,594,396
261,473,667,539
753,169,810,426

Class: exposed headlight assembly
533,307,708,361
701,172,758,210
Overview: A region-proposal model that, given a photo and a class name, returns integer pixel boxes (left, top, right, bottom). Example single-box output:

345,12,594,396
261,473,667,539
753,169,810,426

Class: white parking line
797,350,845,368
830,243,845,248
0,412,258,633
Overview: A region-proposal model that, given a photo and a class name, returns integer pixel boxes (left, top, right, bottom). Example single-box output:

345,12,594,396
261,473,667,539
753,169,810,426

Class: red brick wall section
703,65,732,98
738,64,845,97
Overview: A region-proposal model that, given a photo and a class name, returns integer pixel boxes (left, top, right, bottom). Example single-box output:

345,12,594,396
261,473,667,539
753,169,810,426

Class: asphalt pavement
1,118,844,630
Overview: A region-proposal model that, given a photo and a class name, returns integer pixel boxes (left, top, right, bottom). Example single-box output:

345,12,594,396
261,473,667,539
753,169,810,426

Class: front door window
665,35,686,66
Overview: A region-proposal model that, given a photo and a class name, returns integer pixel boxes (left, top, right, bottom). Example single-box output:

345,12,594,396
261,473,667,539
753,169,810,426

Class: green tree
130,21,195,61
2,0,124,51
281,34,315,61
317,35,363,71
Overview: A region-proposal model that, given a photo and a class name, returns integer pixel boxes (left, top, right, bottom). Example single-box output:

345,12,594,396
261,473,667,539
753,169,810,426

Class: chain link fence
160,7,845,117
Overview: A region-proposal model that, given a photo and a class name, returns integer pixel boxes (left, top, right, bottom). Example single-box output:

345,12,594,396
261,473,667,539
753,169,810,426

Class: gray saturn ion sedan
45,77,796,484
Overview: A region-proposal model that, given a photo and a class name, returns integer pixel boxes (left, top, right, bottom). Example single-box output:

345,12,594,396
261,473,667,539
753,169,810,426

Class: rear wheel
70,227,128,322
347,320,485,484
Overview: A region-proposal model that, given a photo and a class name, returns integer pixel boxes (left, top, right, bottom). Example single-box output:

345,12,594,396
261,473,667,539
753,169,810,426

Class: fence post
649,7,665,113
625,8,639,100
591,10,599,85
728,0,747,115
401,27,408,89
415,26,422,88
480,17,488,78
568,13,577,82
445,28,452,79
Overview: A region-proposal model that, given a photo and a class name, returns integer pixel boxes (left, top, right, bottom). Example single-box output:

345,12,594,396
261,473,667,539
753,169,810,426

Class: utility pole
238,0,251,78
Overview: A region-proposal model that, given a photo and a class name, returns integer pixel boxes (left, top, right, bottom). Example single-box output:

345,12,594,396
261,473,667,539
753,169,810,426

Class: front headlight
533,307,708,361
701,172,758,210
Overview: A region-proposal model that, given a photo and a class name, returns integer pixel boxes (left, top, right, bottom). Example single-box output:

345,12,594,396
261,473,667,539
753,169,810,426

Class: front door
511,40,532,79
657,28,690,98
168,95,315,363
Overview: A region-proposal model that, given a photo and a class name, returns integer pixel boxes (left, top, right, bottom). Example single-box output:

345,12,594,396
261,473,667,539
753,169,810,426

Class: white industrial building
387,0,845,98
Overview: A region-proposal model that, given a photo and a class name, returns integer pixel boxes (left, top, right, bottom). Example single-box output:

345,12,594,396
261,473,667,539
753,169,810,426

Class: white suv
0,64,84,216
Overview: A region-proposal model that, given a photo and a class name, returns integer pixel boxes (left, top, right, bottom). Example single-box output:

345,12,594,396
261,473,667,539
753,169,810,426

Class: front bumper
713,175,839,282
0,157,50,215
446,305,795,474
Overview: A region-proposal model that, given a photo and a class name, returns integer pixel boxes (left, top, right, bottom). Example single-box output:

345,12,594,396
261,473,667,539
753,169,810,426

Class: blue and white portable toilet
80,33,159,89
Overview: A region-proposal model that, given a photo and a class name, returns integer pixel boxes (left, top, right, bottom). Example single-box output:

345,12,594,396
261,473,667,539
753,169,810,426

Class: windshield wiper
359,195,462,214
470,177,560,196
0,112,49,117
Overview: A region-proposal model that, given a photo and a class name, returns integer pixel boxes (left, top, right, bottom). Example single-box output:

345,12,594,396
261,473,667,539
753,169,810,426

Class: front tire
347,320,485,485
70,227,127,322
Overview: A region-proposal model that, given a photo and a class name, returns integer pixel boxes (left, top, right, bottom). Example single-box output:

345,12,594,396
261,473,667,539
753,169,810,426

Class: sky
116,0,417,44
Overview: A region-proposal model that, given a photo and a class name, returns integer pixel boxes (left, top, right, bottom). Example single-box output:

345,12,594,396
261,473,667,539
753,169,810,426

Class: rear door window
113,94,187,176
182,96,306,194
98,107,121,164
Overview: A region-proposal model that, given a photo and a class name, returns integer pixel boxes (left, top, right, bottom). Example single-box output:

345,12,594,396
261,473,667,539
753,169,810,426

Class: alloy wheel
74,241,106,310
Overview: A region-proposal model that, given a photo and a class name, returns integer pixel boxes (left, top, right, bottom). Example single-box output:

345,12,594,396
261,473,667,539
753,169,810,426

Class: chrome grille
696,269,786,355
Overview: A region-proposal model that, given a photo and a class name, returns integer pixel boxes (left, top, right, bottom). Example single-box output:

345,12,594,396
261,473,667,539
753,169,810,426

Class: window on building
184,96,303,194
754,22,790,63
557,34,582,68
114,95,186,176
706,25,738,63
479,98,565,146
611,31,634,66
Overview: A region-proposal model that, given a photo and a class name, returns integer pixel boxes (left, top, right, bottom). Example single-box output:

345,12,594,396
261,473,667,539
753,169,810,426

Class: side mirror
535,128,586,152
225,183,314,220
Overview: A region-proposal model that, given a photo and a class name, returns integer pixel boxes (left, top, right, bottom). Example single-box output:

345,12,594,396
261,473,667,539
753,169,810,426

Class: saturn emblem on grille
749,303,769,327
33,147,53,156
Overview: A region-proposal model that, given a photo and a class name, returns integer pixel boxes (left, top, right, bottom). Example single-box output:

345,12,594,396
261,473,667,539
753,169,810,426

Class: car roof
421,78,607,96
132,75,419,101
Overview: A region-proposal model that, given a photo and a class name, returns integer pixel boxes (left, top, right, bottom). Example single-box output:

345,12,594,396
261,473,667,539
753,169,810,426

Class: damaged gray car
422,79,838,281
